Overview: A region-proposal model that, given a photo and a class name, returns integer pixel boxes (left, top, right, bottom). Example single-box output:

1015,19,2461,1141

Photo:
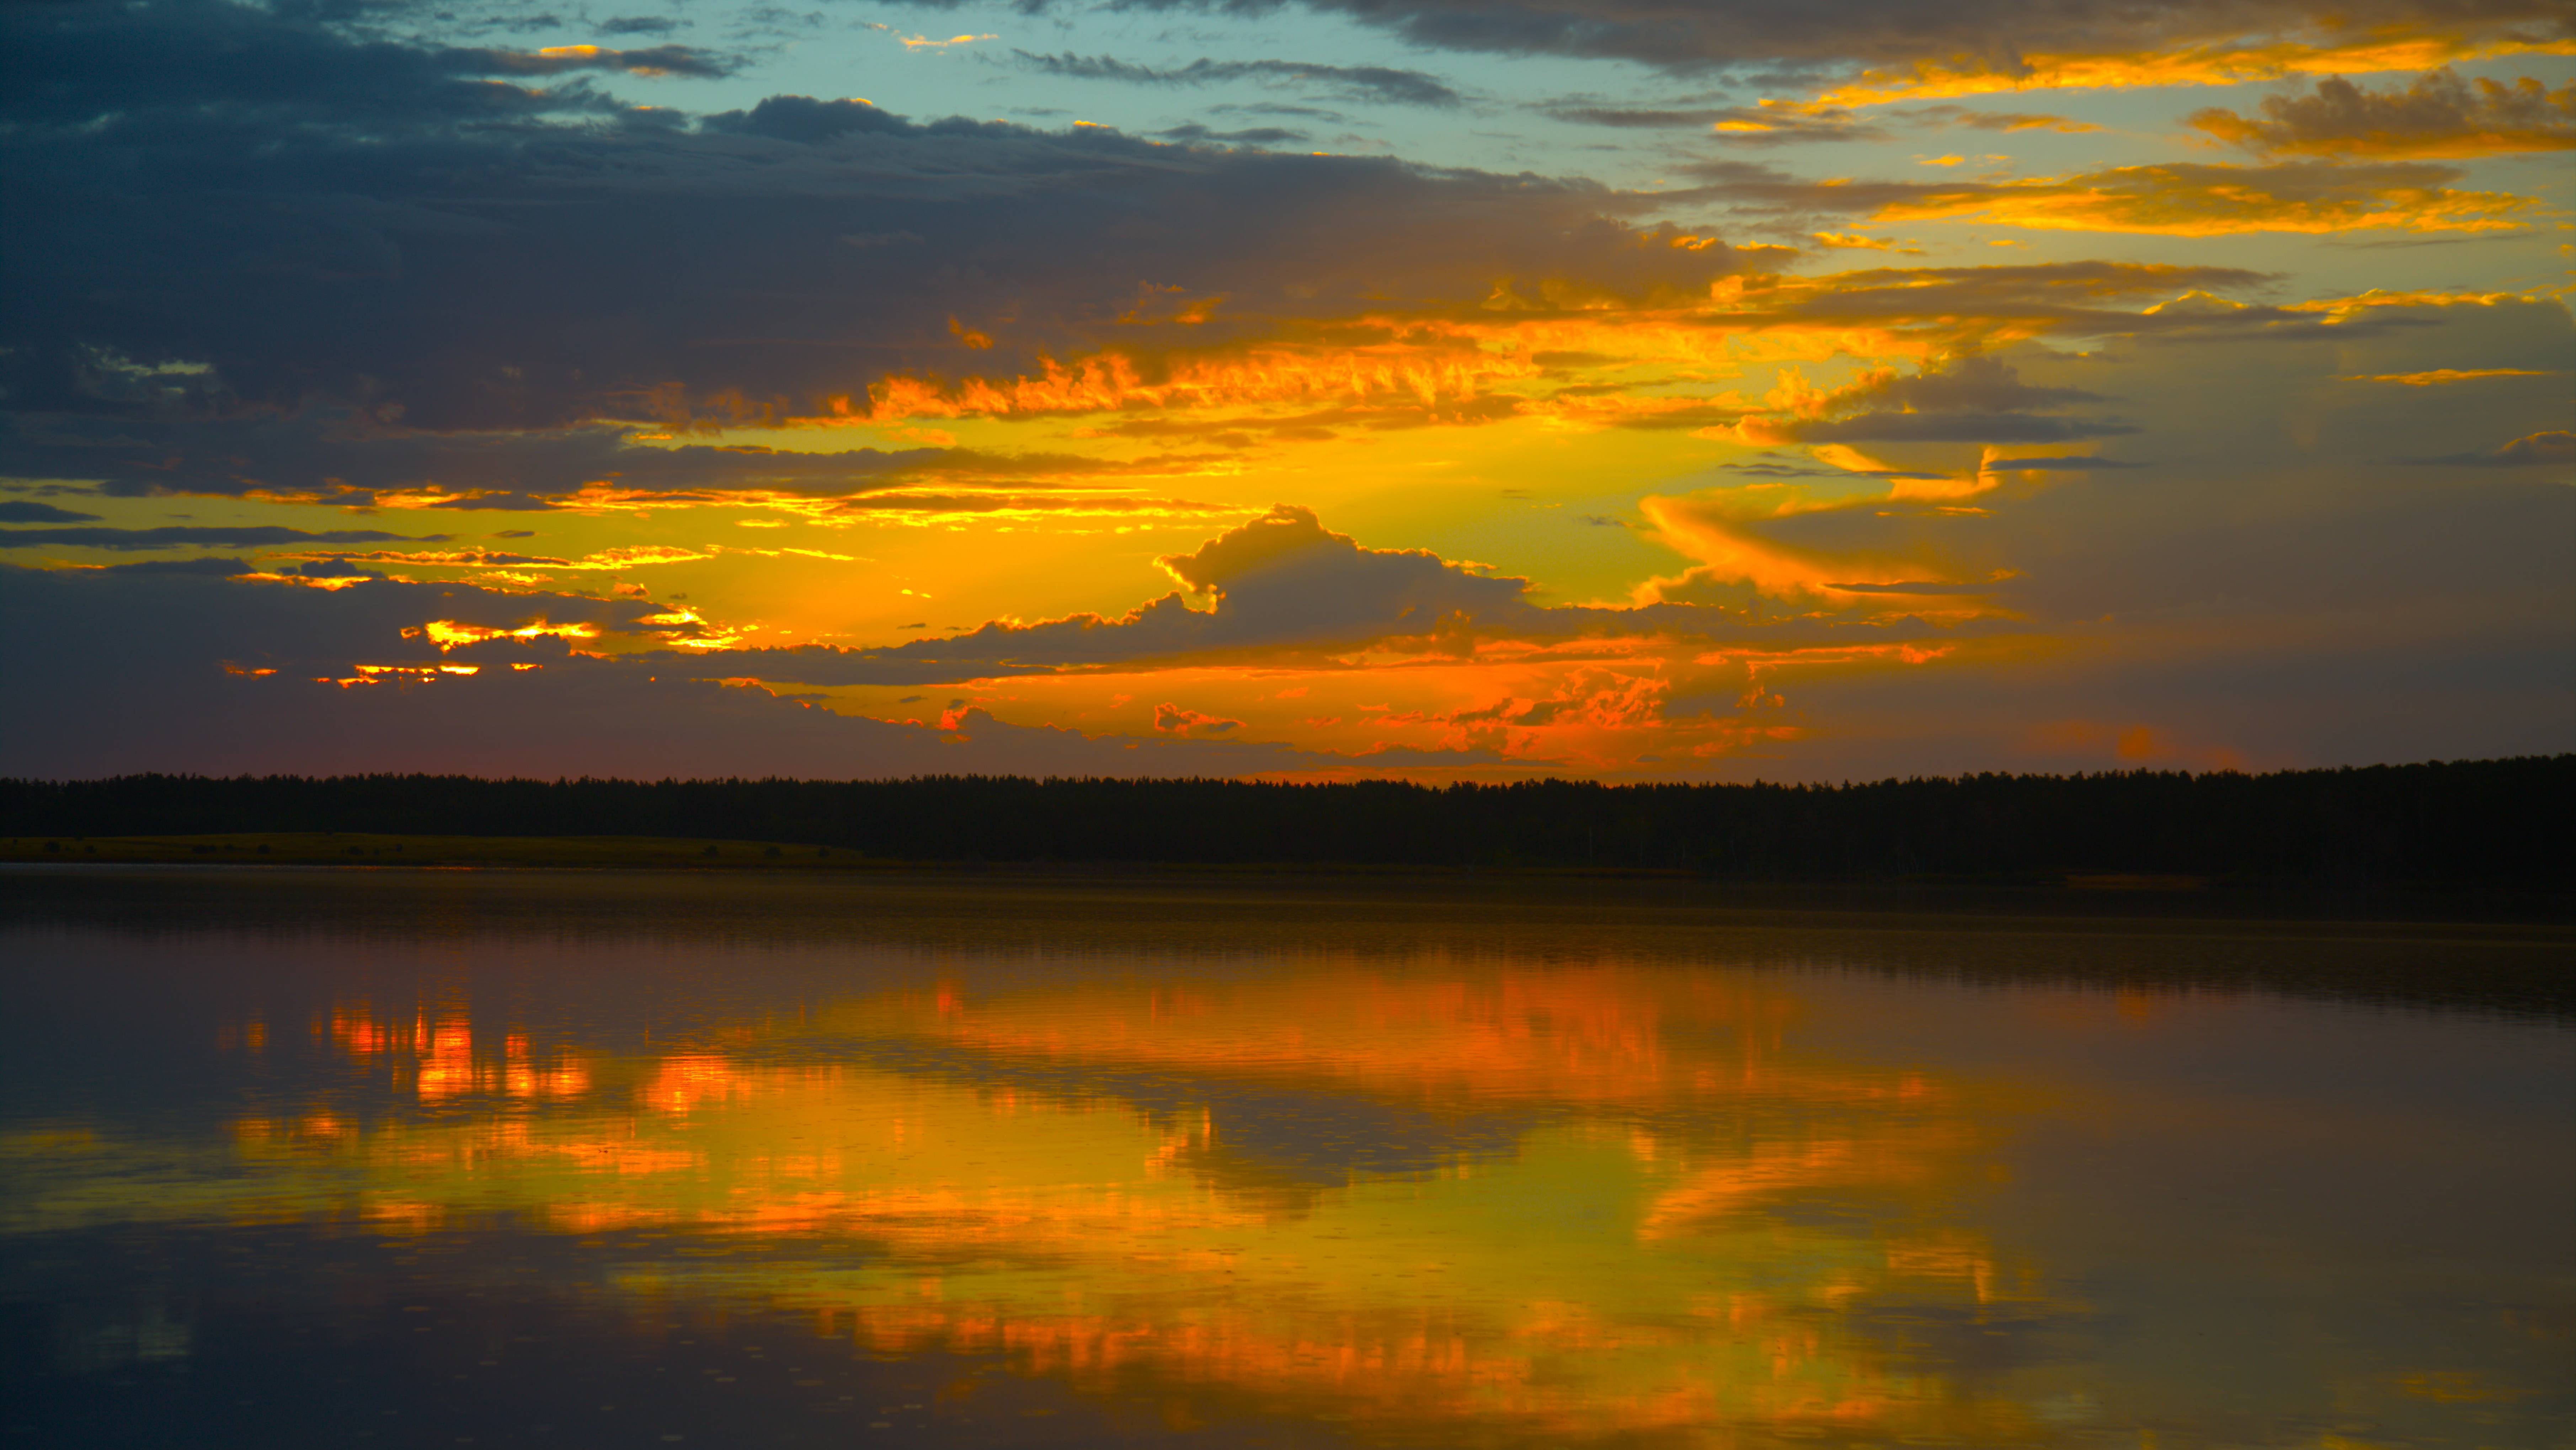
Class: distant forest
4,758,2570,887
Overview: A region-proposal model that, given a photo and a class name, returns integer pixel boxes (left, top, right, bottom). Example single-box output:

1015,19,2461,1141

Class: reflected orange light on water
9,895,2567,1450
148,967,2051,1442
325,1004,591,1102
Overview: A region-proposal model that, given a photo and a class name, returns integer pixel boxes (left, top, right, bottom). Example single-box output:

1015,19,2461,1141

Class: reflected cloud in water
2,869,2570,1448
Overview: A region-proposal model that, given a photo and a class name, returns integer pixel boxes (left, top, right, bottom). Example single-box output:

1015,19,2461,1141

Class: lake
3,867,2571,1449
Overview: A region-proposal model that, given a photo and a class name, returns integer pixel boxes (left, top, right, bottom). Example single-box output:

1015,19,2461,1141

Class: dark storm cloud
0,501,102,524
1015,53,1462,108
964,0,2570,73
1,0,1755,444
0,2,718,130
0,525,437,550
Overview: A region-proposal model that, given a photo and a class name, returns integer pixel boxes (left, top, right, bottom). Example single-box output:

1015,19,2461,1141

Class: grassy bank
8,761,2570,887
0,832,2234,883
10,832,2575,924
0,832,890,869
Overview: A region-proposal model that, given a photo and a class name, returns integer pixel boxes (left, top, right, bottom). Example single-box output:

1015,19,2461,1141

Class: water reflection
2,869,2571,1449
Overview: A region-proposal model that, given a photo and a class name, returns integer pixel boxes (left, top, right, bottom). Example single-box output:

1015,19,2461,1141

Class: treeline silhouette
4,757,2570,886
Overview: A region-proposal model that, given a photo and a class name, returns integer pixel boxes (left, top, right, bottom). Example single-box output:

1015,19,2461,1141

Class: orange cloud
1819,30,2576,107
1860,160,2530,235
2190,70,2576,159
406,619,602,651
858,338,1544,423
830,262,2280,435
1152,701,1244,736
2342,368,2561,384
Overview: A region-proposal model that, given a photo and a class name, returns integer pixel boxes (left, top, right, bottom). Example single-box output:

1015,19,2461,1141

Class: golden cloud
810,263,2280,437
2190,70,2576,159
1862,160,2530,235
1818,30,2576,108
2342,367,2562,384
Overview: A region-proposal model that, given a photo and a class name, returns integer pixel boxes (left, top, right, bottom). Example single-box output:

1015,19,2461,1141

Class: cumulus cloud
661,505,1981,690
2191,70,2576,159
715,505,1544,682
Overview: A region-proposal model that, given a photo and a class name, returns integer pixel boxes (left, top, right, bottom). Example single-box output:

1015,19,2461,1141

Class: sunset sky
2,0,2570,780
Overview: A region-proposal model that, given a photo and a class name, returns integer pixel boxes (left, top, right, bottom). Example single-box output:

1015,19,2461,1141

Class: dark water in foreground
2,869,2571,1449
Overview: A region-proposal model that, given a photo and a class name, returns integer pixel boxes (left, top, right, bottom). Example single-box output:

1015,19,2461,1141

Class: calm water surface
3,868,2571,1449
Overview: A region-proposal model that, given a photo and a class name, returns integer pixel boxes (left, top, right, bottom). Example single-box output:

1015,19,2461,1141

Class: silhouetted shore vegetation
2,757,2568,891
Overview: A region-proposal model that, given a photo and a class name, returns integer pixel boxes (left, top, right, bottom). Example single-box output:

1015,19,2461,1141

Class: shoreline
3,835,2570,932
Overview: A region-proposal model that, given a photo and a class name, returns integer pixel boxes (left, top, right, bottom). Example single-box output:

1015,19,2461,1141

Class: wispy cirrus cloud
0,524,437,550
1676,157,2533,234
1008,0,2573,95
1547,101,1884,143
456,43,735,79
1015,52,1462,107
2401,430,2575,467
0,415,1214,515
2343,368,2561,384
